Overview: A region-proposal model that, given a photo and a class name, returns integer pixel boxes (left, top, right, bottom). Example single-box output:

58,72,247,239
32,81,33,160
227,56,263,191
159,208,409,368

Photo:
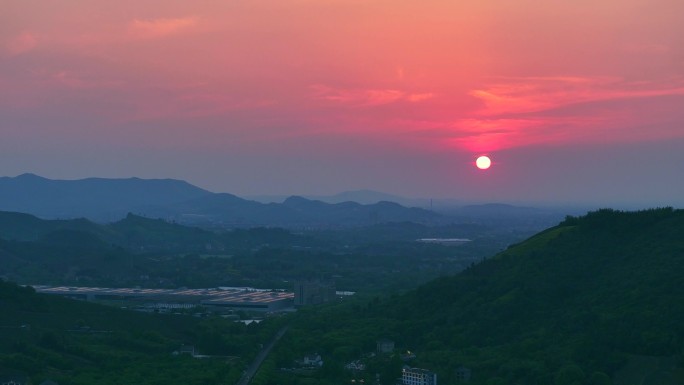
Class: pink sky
1,0,683,206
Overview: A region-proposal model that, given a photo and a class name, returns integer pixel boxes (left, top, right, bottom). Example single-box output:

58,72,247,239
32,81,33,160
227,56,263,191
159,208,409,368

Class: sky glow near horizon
1,0,683,206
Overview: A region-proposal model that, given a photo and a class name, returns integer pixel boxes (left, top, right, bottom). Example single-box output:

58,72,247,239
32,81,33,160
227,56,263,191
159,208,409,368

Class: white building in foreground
402,366,437,385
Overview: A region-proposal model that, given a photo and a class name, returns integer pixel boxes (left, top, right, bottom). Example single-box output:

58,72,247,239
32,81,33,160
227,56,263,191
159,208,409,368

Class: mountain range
3,208,681,383
247,189,431,207
0,174,439,227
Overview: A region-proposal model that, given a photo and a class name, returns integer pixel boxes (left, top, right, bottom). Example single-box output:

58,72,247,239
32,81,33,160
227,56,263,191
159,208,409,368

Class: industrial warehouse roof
32,285,294,305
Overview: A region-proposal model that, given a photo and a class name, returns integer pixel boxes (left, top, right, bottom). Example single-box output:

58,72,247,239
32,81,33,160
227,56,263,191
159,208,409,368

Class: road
236,325,289,385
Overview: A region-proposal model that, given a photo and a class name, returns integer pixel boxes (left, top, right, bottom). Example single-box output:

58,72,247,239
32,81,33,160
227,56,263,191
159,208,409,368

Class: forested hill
405,208,684,354
0,211,295,252
282,208,684,384
0,280,284,384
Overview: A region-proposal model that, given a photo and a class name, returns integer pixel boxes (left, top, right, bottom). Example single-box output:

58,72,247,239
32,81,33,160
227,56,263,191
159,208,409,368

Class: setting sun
476,155,492,170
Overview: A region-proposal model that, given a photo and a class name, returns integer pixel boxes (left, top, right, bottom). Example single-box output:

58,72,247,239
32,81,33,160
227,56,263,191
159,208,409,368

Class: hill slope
0,279,283,385
0,211,294,253
0,211,302,286
278,208,684,384
404,208,684,354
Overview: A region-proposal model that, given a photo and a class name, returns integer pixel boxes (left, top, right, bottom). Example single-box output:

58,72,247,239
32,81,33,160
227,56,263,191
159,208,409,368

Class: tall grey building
294,280,336,306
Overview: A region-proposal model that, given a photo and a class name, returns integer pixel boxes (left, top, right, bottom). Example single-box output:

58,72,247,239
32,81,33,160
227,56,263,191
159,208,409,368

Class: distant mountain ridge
0,173,211,222
248,189,439,208
307,189,417,205
140,193,439,227
0,174,439,227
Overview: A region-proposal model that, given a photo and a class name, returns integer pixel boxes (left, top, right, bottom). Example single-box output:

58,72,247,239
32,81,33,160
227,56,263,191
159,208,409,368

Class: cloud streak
310,85,434,107
128,17,198,39
450,76,684,151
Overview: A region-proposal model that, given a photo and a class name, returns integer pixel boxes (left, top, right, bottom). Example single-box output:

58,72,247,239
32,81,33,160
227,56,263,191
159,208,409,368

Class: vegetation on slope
3,208,681,384
267,208,684,385
0,280,284,385
0,211,512,292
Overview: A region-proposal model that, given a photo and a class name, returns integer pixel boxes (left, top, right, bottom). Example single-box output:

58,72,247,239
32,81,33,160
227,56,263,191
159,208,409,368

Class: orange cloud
310,85,434,106
470,76,684,117
449,116,614,152
451,76,684,152
128,17,198,39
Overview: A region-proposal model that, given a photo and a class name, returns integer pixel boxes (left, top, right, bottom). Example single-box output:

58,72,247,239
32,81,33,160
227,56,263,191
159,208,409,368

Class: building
302,353,323,367
416,238,471,246
201,290,294,312
376,339,395,353
401,366,437,385
293,280,336,306
455,366,471,382
178,345,196,356
33,285,294,312
345,360,366,371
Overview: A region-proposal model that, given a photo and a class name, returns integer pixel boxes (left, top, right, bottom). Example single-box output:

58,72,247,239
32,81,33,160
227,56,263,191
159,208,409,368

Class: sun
476,155,491,170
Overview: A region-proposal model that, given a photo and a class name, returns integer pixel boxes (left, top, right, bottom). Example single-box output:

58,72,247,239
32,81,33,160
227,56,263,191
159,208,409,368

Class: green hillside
0,210,513,292
270,208,684,385
0,211,296,253
0,279,283,385
2,208,681,384
0,211,109,242
0,211,301,286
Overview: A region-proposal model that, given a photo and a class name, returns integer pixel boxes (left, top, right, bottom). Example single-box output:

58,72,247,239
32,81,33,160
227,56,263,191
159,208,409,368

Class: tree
554,364,585,385
589,371,611,385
